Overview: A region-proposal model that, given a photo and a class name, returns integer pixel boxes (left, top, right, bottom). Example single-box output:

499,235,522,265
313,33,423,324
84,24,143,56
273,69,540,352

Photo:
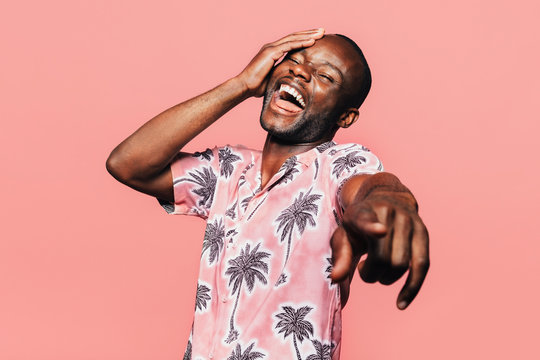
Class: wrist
229,74,255,100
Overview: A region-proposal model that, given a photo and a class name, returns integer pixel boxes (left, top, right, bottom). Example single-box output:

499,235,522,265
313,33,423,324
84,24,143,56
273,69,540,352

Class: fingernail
398,301,408,310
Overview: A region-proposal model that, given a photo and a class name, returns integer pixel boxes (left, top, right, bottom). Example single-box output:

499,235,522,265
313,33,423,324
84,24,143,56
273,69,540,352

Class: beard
259,90,339,144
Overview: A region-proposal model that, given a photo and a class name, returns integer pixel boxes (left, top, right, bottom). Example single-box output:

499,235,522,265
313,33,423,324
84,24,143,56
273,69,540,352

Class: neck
259,134,331,189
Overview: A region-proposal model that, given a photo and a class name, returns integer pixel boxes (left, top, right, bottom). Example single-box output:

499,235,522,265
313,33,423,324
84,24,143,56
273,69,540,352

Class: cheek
310,90,340,114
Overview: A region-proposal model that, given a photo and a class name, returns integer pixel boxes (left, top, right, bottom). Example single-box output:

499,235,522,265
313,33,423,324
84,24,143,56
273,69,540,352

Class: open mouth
274,84,306,113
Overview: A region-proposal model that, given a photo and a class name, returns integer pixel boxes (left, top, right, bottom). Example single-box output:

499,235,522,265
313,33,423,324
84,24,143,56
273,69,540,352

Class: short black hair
335,34,372,108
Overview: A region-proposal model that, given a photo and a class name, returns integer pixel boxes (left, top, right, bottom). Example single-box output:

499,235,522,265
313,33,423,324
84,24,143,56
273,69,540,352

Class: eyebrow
319,61,344,81
291,50,344,82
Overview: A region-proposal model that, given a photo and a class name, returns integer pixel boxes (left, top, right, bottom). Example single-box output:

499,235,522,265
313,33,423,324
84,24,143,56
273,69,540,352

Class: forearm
106,76,248,183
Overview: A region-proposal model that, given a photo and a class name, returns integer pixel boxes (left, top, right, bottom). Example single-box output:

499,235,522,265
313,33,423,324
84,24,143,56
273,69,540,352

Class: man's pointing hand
330,173,430,310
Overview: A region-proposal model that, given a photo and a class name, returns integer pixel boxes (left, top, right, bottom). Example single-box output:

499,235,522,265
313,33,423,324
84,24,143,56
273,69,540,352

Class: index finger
396,220,430,310
271,28,325,47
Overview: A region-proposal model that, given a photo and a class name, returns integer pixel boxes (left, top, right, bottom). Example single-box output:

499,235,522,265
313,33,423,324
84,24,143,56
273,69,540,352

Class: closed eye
289,57,300,64
320,74,334,82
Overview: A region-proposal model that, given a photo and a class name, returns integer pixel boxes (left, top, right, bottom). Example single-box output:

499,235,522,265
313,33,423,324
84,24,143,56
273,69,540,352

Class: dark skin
107,29,429,310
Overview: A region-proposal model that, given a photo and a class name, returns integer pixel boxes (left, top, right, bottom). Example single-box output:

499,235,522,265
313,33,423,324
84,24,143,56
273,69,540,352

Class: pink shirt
163,141,382,360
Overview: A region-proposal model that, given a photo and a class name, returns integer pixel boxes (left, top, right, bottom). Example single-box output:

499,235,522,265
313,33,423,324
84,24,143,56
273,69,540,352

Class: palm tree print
332,209,340,226
306,340,332,360
226,200,238,219
182,339,192,360
224,243,270,343
226,228,238,239
180,166,217,208
275,305,314,360
227,342,266,360
279,156,299,184
275,273,288,287
202,218,225,265
247,193,269,221
219,147,241,178
192,148,213,161
325,258,333,279
275,188,322,263
195,282,211,312
331,151,366,178
316,141,336,153
238,162,255,188
241,195,254,211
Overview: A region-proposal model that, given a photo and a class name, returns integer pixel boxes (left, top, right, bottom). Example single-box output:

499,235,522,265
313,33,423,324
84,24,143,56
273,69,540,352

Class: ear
336,108,359,128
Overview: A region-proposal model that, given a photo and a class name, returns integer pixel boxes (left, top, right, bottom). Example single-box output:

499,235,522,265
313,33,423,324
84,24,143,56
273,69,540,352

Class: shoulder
317,142,384,179
214,144,261,180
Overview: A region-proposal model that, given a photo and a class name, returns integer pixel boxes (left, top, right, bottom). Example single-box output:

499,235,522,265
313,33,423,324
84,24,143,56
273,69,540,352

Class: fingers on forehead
272,31,323,46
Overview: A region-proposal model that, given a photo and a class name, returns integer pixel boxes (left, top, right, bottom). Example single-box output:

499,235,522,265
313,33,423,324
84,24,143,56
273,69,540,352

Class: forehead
293,35,362,78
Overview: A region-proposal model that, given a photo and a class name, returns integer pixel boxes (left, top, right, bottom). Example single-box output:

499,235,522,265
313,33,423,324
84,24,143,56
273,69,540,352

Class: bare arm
106,78,249,202
330,172,430,310
106,29,325,202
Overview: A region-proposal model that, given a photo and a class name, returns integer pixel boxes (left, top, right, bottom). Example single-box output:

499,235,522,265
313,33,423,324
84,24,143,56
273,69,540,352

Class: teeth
279,84,305,108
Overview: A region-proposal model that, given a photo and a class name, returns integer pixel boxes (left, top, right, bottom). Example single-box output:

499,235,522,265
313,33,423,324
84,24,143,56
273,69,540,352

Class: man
107,29,429,359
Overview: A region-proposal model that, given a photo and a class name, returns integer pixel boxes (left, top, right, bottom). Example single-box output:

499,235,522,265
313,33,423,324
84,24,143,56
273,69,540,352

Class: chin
259,93,338,144
261,119,332,144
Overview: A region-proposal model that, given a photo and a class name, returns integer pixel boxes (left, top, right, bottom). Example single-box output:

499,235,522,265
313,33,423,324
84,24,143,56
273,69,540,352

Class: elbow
106,149,132,184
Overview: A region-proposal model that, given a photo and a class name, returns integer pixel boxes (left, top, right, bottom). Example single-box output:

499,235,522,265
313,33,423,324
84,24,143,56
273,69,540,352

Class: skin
106,29,429,310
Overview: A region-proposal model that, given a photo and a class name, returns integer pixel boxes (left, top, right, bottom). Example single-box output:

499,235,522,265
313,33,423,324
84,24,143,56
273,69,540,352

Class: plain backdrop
1,1,539,359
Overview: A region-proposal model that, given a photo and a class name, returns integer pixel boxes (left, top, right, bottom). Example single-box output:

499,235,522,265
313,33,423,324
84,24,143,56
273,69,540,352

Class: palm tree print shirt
161,141,383,360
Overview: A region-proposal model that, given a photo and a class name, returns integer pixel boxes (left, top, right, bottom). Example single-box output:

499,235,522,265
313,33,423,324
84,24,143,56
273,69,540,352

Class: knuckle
414,218,428,233
391,258,409,269
413,221,429,242
397,213,413,231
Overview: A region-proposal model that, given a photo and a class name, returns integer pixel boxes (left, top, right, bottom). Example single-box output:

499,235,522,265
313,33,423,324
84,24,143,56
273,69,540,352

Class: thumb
330,226,356,282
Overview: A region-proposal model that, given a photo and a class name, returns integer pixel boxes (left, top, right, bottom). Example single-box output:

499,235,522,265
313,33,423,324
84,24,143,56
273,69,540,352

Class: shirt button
222,297,228,303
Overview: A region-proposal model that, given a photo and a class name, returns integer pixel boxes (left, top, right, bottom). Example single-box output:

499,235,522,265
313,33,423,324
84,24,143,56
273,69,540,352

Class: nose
290,63,311,82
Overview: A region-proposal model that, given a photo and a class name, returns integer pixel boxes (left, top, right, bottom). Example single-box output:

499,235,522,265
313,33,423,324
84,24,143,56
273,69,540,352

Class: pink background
1,1,539,359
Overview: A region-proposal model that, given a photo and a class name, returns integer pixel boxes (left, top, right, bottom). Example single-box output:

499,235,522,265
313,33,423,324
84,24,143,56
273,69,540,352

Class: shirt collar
294,140,336,167
244,140,337,192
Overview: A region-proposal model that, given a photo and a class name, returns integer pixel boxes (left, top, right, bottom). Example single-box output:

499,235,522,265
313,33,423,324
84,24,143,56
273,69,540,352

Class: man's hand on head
330,173,430,310
235,29,324,98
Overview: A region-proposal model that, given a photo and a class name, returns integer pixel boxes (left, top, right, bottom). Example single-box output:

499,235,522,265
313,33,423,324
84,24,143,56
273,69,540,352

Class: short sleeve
326,144,384,218
158,147,220,219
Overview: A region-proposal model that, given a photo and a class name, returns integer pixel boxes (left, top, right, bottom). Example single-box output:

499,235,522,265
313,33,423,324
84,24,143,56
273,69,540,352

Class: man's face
260,35,364,144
